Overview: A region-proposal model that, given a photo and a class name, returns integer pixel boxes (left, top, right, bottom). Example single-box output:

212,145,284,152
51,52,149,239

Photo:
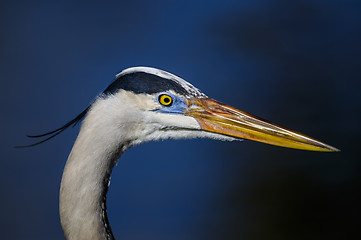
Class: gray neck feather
59,98,126,240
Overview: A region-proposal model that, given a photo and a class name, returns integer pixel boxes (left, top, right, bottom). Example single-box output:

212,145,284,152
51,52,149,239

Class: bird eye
158,94,173,106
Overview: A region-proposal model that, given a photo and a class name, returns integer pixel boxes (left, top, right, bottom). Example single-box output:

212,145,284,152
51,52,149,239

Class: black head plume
15,107,89,148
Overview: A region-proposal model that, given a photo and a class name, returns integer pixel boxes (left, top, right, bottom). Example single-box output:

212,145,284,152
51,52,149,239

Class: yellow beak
185,98,339,152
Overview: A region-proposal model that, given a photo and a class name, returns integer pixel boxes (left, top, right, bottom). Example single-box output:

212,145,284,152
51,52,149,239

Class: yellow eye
158,94,173,106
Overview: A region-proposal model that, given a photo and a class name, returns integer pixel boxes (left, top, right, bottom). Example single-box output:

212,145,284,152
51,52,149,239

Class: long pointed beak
185,98,339,152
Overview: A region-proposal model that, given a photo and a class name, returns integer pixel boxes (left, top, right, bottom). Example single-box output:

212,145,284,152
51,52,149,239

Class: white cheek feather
151,112,200,130
138,129,239,144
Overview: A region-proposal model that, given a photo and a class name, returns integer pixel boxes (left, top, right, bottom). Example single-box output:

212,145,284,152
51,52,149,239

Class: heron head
23,66,338,152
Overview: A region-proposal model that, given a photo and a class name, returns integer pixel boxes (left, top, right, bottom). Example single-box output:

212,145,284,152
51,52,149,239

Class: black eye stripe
104,72,190,96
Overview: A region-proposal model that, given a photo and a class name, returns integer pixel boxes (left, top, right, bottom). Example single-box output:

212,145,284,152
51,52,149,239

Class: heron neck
59,111,124,240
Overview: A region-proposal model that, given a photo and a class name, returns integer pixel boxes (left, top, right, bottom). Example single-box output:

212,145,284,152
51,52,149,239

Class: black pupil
164,97,170,103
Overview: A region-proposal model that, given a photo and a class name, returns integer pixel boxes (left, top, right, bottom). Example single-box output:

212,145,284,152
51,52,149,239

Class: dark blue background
1,0,360,239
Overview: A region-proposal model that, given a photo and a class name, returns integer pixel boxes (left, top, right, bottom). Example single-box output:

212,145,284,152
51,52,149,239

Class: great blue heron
24,67,338,240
